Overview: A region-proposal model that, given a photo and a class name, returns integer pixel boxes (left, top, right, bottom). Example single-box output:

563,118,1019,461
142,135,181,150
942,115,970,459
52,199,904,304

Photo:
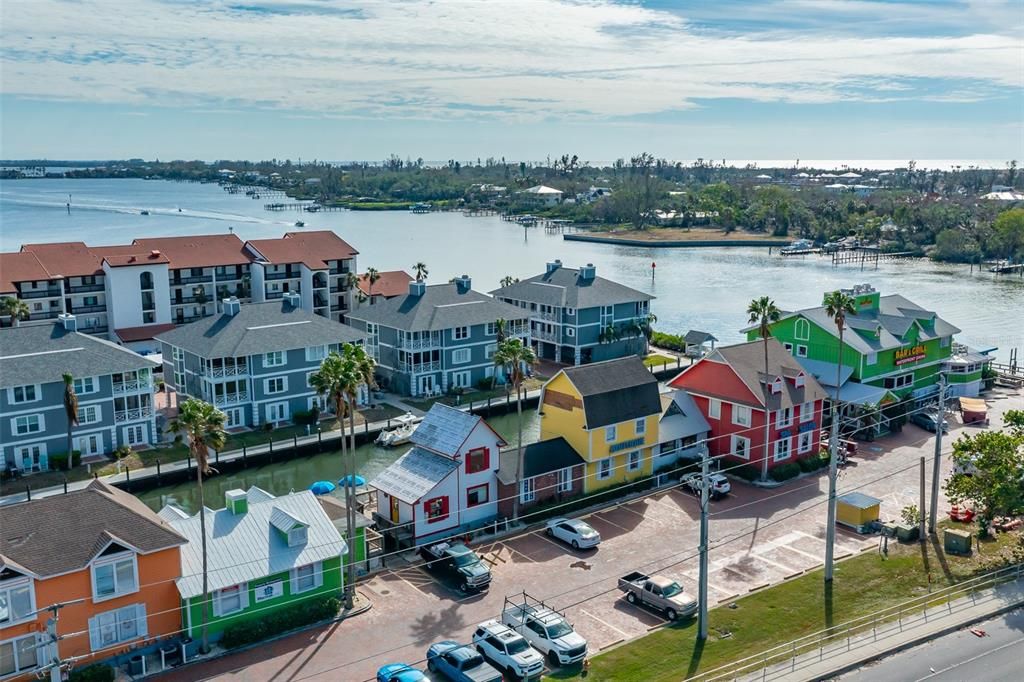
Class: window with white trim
596,458,613,479
566,327,575,338
0,634,38,676
708,399,721,420
88,603,146,651
10,385,38,404
12,415,42,436
288,527,308,547
774,436,791,461
77,404,102,425
265,377,287,394
566,308,575,317
291,563,321,594
486,322,497,336
557,468,572,493
214,584,246,617
798,431,814,454
731,435,750,460
940,336,950,348
796,344,808,358
866,352,878,366
453,326,469,340
627,450,642,471
776,406,793,428
305,345,327,362
604,425,617,442
800,401,814,422
74,377,98,395
883,373,914,389
485,343,497,359
92,552,138,601
0,576,34,626
732,405,751,427
452,348,471,364
634,418,646,435
520,478,536,503
794,318,810,341
784,342,793,352
264,351,285,367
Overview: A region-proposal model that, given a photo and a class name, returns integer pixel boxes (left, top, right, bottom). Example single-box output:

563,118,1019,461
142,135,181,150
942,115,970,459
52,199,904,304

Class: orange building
0,480,185,679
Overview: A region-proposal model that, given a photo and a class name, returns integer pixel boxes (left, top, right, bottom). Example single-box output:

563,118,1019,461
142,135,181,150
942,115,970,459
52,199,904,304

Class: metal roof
659,391,711,442
369,446,459,504
795,357,855,388
490,265,653,309
165,488,346,599
824,381,892,406
837,492,881,509
409,403,482,455
347,282,527,332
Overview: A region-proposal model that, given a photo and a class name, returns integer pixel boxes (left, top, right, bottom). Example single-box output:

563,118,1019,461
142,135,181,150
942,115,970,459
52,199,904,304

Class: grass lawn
550,526,1021,681
405,377,546,411
643,354,682,370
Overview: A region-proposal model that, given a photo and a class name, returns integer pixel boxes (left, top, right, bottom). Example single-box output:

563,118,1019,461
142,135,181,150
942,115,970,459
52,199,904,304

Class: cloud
0,0,1020,122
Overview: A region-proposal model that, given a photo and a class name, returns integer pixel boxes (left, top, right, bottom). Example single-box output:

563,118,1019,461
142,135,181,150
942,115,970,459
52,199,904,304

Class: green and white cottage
160,487,347,641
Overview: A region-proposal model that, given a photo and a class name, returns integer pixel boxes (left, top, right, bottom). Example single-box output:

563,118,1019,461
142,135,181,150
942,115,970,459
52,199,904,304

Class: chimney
222,296,241,317
579,263,596,280
225,489,247,515
409,280,426,297
545,259,562,275
455,274,472,293
282,291,301,308
57,313,77,332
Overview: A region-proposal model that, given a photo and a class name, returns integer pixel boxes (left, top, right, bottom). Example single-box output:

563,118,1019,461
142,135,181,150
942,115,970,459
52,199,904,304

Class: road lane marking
750,551,801,574
590,514,631,531
579,609,630,637
775,543,821,563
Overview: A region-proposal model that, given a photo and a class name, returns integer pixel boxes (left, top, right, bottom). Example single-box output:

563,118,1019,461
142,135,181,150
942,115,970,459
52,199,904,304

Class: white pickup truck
501,603,588,667
618,571,698,621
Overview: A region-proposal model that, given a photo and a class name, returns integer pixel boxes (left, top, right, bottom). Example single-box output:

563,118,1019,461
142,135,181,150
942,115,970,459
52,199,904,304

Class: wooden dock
831,248,918,268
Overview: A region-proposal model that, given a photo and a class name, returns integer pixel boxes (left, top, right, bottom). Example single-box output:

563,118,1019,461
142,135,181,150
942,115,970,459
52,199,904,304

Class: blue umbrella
338,475,366,487
309,480,336,496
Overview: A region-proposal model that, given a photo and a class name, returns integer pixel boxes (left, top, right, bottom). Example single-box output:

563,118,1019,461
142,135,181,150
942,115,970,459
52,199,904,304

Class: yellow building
539,357,662,493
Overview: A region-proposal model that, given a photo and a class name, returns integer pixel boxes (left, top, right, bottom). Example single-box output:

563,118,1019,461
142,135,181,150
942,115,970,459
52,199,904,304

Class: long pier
831,248,918,268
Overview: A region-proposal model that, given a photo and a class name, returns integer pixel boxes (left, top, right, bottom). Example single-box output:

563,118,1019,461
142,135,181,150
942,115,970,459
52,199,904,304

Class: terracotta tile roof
133,234,250,268
0,251,52,293
22,241,107,277
245,230,358,269
357,270,413,297
115,323,176,343
0,480,185,578
103,251,172,267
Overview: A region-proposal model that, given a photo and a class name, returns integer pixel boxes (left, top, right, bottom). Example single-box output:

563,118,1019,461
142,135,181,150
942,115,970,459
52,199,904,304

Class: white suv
501,605,588,667
472,620,545,680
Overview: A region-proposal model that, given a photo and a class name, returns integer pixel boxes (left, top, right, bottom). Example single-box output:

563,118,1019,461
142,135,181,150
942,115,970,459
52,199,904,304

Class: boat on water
140,210,150,215
410,202,432,213
780,239,815,255
375,412,419,447
294,220,305,227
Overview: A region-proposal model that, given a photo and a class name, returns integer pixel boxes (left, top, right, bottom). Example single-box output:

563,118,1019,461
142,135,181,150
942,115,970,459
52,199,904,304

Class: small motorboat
294,220,305,227
140,210,150,215
375,413,419,447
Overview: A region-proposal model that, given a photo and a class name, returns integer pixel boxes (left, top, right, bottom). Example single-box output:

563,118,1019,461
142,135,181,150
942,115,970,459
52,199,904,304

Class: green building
161,487,347,641
745,284,991,424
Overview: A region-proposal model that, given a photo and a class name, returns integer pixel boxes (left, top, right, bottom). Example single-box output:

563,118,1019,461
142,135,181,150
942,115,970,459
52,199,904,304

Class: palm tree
493,338,536,521
62,373,78,470
598,324,619,346
499,275,516,288
342,343,375,605
633,312,658,355
747,296,781,481
413,262,429,281
1,297,30,327
823,290,857,423
344,271,360,292
169,398,227,654
365,267,381,304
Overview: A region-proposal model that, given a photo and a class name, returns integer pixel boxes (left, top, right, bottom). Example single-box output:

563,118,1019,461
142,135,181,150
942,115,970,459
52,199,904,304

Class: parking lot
165,389,1021,682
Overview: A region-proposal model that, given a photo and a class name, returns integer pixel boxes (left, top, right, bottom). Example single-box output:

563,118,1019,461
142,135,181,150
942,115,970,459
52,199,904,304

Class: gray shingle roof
684,330,718,345
348,283,527,332
166,488,346,598
559,357,661,429
490,266,653,308
155,301,364,358
409,403,506,455
707,339,828,411
369,446,459,504
0,323,155,388
496,437,584,484
0,480,185,578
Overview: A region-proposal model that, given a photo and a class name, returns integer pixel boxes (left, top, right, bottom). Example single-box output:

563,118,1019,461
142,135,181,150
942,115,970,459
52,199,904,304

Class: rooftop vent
57,312,77,332
579,263,596,280
282,291,301,308
545,259,562,275
409,280,426,297
222,296,241,317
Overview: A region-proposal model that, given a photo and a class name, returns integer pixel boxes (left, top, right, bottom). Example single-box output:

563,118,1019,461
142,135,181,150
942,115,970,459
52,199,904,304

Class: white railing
403,361,441,373
115,406,153,422
399,336,442,350
206,365,249,378
112,380,149,393
535,310,559,322
214,391,250,406
533,328,559,343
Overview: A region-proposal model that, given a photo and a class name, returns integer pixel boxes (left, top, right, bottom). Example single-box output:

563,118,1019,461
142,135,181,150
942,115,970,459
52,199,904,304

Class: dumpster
836,492,882,533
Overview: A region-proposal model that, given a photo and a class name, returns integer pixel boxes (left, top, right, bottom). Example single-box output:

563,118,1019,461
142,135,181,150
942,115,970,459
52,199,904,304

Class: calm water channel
3,178,1022,508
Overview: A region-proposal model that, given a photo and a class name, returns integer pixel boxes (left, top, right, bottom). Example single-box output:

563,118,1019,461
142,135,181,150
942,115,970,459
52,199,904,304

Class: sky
1,0,1022,164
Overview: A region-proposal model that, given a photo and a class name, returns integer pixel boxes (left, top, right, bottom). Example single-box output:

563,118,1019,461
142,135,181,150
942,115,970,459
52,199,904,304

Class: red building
667,339,827,476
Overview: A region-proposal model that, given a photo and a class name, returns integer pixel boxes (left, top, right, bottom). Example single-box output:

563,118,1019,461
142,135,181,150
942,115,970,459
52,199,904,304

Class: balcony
67,283,105,294
171,275,213,285
28,311,62,320
115,406,154,422
21,289,63,299
400,361,441,374
329,265,352,275
214,391,249,406
535,310,560,322
70,304,107,314
266,291,284,300
330,283,349,293
171,296,205,306
399,335,443,351
265,271,298,281
312,277,328,289
175,314,204,324
113,379,151,394
533,328,559,343
203,364,249,378
80,325,109,335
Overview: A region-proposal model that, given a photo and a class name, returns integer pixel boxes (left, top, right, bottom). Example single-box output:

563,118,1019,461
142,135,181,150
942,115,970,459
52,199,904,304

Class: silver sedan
545,517,602,549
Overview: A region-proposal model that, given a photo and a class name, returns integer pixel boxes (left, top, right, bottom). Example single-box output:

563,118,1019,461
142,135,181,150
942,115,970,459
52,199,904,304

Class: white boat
375,413,419,447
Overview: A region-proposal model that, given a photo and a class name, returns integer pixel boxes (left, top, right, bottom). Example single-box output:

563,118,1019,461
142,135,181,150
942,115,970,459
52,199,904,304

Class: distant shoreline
564,228,789,248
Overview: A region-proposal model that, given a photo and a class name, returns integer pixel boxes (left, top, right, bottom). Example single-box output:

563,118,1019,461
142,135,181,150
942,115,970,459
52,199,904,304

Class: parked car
501,603,587,667
953,453,980,476
618,571,698,621
420,542,492,592
376,663,430,682
472,620,545,681
426,641,502,682
545,517,601,549
910,410,949,433
680,472,731,499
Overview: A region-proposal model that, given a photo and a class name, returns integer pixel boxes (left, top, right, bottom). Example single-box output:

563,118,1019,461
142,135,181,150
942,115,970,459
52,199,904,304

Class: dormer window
91,551,139,602
288,526,308,547
0,574,34,626
772,377,783,394
794,372,805,388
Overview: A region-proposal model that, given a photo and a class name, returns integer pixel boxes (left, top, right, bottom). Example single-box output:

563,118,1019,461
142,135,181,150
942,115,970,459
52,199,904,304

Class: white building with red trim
369,404,507,546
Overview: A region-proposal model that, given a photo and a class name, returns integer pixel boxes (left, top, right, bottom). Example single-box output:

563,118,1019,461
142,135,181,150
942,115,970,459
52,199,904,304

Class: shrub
798,454,828,473
770,463,801,482
69,664,115,682
650,330,687,353
49,450,82,470
732,465,761,482
292,409,321,426
220,596,341,649
476,377,493,391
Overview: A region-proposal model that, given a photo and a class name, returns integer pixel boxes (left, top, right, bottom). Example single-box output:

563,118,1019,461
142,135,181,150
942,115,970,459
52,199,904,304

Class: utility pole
824,404,840,582
929,375,947,534
33,598,85,682
698,445,710,640
919,456,927,541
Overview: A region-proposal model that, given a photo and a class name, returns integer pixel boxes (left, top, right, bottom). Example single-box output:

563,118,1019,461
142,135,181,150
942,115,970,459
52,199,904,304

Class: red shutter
424,496,450,523
466,447,490,474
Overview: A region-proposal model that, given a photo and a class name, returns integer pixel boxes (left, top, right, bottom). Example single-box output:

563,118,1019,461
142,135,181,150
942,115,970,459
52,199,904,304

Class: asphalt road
837,607,1024,682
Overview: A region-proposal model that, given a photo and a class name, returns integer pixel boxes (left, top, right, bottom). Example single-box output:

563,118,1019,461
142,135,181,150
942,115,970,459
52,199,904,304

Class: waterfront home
347,277,529,397
369,404,507,546
0,317,158,473
496,437,584,518
318,497,382,574
160,488,346,642
745,284,987,402
0,480,187,675
156,295,365,429
653,389,712,473
667,339,827,474
518,185,563,206
355,270,413,307
1,230,359,348
491,261,654,366
539,357,662,494
242,230,358,323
